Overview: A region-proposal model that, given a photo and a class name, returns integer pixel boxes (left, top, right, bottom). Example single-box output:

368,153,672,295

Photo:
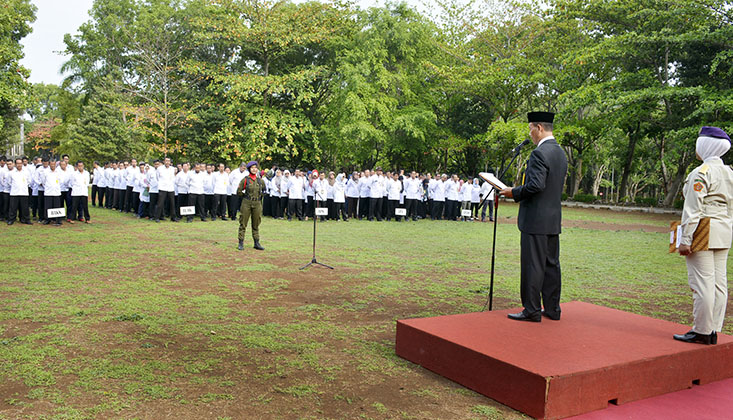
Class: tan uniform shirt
681,157,733,248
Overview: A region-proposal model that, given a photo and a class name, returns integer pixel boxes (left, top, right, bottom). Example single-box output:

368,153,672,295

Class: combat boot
238,240,244,251
253,240,264,251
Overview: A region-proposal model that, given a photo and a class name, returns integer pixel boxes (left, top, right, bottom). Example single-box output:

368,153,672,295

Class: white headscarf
696,136,730,162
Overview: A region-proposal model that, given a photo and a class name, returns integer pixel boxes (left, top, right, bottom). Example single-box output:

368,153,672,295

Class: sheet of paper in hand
479,172,508,191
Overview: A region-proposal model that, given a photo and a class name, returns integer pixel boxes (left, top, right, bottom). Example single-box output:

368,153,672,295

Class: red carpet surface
567,377,733,420
395,301,733,419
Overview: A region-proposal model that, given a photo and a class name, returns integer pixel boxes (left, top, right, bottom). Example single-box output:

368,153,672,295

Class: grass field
1,202,731,420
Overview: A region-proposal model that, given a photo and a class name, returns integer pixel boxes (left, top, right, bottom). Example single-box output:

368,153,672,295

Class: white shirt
405,177,422,200
460,182,473,201
288,176,305,199
333,175,346,203
115,169,128,190
229,169,247,195
212,171,229,195
359,176,371,198
345,177,359,198
175,170,190,194
202,172,214,194
146,168,159,193
126,165,137,187
314,179,328,201
57,166,75,192
187,171,205,195
369,175,384,199
471,183,481,203
93,167,103,187
71,170,90,196
104,167,114,189
388,178,402,200
41,167,62,197
0,165,8,193
9,168,30,196
480,181,495,201
429,179,445,202
445,179,459,201
132,170,145,193
157,165,176,192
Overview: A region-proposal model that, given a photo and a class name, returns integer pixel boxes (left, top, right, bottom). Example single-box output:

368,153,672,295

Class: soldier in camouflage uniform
237,161,266,251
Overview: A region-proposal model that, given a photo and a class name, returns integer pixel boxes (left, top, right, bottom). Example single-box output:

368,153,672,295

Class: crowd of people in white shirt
0,154,498,226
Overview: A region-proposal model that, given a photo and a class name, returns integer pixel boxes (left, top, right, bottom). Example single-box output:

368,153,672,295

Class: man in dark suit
500,111,568,322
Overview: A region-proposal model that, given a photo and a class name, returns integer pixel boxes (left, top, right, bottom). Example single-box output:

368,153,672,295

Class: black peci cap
527,111,555,124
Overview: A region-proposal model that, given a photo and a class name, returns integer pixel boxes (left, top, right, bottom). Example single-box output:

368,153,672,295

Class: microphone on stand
512,139,530,154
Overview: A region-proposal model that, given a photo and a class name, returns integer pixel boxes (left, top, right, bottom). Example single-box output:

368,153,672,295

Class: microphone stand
481,144,526,311
300,198,334,270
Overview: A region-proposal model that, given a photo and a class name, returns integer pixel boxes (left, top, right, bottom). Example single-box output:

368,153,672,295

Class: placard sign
315,207,329,216
395,208,407,216
461,209,473,217
180,206,196,216
47,208,66,218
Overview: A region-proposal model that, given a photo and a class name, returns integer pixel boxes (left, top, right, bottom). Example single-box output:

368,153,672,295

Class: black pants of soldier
97,187,106,208
213,194,227,219
263,195,271,217
306,197,314,218
204,195,214,219
155,191,176,221
8,196,30,224
44,195,62,225
72,196,90,221
386,199,401,221
124,186,134,212
148,192,158,218
279,196,288,219
105,187,113,208
288,198,303,220
347,197,358,219
334,201,347,220
177,193,189,219
0,192,6,220
188,194,206,221
404,199,418,221
239,198,262,241
431,201,444,220
520,232,561,318
36,191,46,221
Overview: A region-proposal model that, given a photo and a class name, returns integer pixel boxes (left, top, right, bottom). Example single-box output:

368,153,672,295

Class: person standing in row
7,158,31,225
175,162,190,221
287,169,305,221
0,156,9,221
71,161,91,223
228,163,247,221
212,163,229,220
358,169,371,220
501,111,568,323
186,163,207,223
40,160,62,225
674,126,733,345
237,161,265,251
155,157,177,222
203,164,215,220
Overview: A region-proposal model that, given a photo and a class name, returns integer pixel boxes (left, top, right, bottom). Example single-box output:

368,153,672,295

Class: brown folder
669,218,710,253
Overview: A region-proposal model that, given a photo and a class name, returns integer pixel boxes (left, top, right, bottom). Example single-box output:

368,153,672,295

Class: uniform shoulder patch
693,182,704,192
698,164,710,174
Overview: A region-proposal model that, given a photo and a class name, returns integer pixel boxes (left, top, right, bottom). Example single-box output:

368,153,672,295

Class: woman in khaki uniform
674,126,733,345
237,161,266,251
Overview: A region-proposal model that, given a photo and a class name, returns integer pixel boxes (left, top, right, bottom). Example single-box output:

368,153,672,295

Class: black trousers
37,191,46,221
72,196,90,221
177,193,189,219
334,201,347,220
30,194,38,218
124,186,134,212
306,196,315,218
61,191,71,216
97,187,106,208
358,197,369,219
263,195,271,217
204,194,214,219
105,187,114,208
8,196,30,223
149,192,159,218
480,199,494,220
279,196,288,218
347,197,358,219
386,199,400,221
270,195,280,218
111,189,120,209
287,198,303,220
405,199,417,220
155,190,176,221
44,195,62,224
188,194,206,221
443,199,454,220
0,192,7,220
138,200,148,218
520,232,562,317
228,195,241,219
431,201,444,220
213,194,227,219
369,197,383,221
91,185,99,206
131,192,140,215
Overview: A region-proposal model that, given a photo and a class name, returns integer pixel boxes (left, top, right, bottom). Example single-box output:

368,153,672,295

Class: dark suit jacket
511,138,568,235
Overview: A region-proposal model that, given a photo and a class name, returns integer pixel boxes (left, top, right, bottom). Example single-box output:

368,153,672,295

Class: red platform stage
395,301,733,420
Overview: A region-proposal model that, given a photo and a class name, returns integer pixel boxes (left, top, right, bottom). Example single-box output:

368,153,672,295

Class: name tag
180,206,195,215
48,208,66,218
395,208,407,216
461,209,473,217
315,207,328,216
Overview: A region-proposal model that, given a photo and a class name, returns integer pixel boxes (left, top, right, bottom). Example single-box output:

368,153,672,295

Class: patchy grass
0,202,729,419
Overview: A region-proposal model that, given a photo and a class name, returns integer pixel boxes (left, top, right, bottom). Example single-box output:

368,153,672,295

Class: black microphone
513,139,530,154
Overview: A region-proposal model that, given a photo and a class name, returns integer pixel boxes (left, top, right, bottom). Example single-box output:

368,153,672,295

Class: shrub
572,193,597,203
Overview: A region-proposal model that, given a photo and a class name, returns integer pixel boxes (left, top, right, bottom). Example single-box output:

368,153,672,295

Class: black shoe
238,240,244,251
7,221,14,225
253,240,264,251
712,332,718,345
221,217,228,221
673,330,713,345
200,219,206,222
541,310,561,321
21,221,32,225
186,219,192,223
40,220,50,225
507,311,541,322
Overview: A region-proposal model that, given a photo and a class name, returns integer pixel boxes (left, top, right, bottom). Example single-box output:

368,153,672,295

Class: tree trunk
570,156,583,197
618,122,640,201
662,152,691,207
591,164,606,196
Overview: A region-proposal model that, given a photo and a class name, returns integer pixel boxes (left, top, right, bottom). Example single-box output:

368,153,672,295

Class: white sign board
395,208,407,216
180,206,195,216
47,208,66,218
315,207,329,216
461,209,473,217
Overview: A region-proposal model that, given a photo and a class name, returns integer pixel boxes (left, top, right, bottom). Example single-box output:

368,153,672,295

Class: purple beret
246,160,258,169
700,126,731,143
